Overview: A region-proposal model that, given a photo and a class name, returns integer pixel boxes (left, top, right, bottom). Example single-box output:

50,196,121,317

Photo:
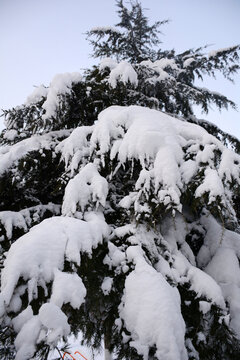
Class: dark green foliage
0,150,64,212
16,150,64,205
1,97,46,142
188,115,240,154
179,284,240,360
0,326,16,360
86,0,168,63
185,226,205,257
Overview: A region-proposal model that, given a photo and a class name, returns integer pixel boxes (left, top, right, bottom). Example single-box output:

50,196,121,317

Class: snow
90,26,122,34
14,316,42,360
222,285,240,335
12,305,32,332
195,168,225,204
50,269,86,309
119,192,137,209
160,213,227,308
13,303,71,360
187,267,225,308
108,61,138,88
113,224,135,238
49,333,104,360
218,147,240,183
89,105,240,216
140,58,177,82
120,246,187,360
0,294,5,317
197,213,240,267
3,129,18,141
0,211,27,239
99,58,118,71
0,214,109,359
205,246,240,333
197,213,240,334
38,302,70,340
208,45,238,58
0,203,60,240
62,163,109,216
199,301,211,315
154,58,179,71
0,215,108,307
25,84,48,105
183,57,195,68
0,129,71,175
104,241,126,269
101,277,113,295
56,125,93,176
205,247,240,286
42,72,82,121
197,332,206,345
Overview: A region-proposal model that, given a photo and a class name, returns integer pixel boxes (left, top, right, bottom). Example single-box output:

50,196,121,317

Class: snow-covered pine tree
0,1,240,359
86,0,168,63
86,0,239,117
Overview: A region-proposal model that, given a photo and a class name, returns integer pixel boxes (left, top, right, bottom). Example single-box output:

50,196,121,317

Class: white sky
0,0,239,138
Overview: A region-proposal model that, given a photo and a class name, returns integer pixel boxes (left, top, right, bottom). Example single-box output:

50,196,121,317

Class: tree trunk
104,348,112,360
104,330,113,360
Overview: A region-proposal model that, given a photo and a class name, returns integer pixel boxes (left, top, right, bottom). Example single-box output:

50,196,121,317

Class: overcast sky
0,0,239,138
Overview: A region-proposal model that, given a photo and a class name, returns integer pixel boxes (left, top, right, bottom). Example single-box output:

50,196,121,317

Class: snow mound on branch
0,214,109,359
42,72,82,121
56,126,93,175
108,61,138,88
0,129,71,175
62,163,108,216
208,45,238,58
197,213,240,335
38,302,70,338
13,302,71,360
25,84,48,105
183,57,195,68
90,26,122,34
57,105,239,217
120,246,187,360
50,269,86,309
154,58,179,71
0,211,27,240
159,213,226,308
0,214,108,307
187,267,225,308
195,168,225,203
140,59,177,81
101,277,113,295
14,315,42,360
0,203,61,240
3,129,18,141
89,105,240,215
99,57,118,71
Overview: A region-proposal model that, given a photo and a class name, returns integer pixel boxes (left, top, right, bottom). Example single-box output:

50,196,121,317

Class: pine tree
0,1,240,360
86,0,168,63
87,0,239,117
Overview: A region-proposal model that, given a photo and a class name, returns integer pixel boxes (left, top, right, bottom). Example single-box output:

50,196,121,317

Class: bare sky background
0,0,239,138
